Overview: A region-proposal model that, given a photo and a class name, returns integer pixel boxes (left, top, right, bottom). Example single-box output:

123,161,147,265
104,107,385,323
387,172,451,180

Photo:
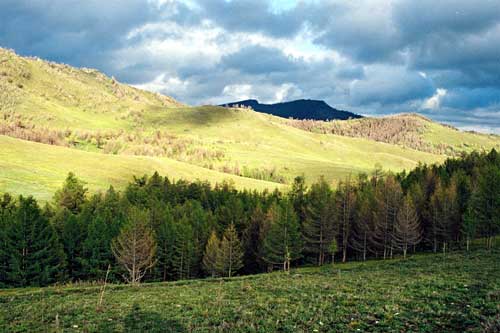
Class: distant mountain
221,99,362,121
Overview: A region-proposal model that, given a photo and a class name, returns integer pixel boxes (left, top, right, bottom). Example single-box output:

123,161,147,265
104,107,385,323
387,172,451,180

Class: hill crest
221,98,362,121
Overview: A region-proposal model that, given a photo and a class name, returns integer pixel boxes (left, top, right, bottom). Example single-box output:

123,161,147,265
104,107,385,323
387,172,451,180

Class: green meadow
1,246,498,332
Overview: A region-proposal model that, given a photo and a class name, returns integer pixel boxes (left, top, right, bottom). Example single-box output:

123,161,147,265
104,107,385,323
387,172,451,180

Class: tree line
1,150,499,287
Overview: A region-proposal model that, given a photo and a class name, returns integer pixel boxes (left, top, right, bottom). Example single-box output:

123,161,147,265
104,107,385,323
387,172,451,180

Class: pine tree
7,196,66,287
112,207,157,285
261,201,302,272
393,196,422,258
216,224,244,277
202,230,220,277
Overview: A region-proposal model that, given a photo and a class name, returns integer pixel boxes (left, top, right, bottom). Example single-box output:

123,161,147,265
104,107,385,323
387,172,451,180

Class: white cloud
422,88,447,110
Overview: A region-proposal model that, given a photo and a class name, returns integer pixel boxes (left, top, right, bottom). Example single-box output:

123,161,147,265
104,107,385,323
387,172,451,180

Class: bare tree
393,196,422,258
112,207,156,285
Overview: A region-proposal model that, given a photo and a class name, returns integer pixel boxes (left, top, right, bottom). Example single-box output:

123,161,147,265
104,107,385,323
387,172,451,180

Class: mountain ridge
221,98,362,121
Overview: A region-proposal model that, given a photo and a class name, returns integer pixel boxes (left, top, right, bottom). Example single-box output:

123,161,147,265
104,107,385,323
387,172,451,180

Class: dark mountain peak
221,99,362,121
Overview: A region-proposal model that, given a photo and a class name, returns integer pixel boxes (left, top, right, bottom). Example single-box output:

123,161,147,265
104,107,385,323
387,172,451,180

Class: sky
1,0,499,133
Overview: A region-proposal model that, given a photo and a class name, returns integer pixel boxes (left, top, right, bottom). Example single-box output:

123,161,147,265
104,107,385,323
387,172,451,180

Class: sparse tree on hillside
216,224,243,277
112,207,156,285
393,196,422,258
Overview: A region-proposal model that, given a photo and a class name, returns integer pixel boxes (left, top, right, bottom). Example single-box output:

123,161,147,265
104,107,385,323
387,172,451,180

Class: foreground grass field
1,247,498,332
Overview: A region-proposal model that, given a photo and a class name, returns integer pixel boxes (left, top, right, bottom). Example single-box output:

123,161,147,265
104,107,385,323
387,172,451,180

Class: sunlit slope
2,47,497,199
0,135,283,201
141,106,444,181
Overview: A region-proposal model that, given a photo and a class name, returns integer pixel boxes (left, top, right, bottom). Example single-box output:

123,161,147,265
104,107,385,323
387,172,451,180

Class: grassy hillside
2,47,499,199
0,135,283,201
1,247,498,332
285,113,500,156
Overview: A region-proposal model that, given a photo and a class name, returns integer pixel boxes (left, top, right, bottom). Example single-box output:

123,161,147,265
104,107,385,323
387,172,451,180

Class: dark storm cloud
0,0,196,69
220,45,301,74
350,66,435,106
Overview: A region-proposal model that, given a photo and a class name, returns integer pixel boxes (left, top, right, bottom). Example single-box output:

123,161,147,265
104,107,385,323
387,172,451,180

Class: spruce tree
0,193,15,287
154,206,176,281
52,208,86,280
262,201,302,272
172,218,196,280
81,188,125,281
7,196,66,287
53,172,87,214
217,224,244,277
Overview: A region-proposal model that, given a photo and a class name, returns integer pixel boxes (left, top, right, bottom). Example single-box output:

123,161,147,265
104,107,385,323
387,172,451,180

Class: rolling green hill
1,247,498,332
1,47,500,200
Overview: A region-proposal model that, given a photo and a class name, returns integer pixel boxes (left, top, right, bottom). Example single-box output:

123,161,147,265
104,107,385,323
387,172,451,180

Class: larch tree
243,203,268,273
261,201,302,273
202,230,220,277
472,165,500,250
302,177,336,266
111,207,157,285
373,175,402,259
216,223,243,277
393,196,422,258
336,177,356,263
351,177,376,261
462,206,477,252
